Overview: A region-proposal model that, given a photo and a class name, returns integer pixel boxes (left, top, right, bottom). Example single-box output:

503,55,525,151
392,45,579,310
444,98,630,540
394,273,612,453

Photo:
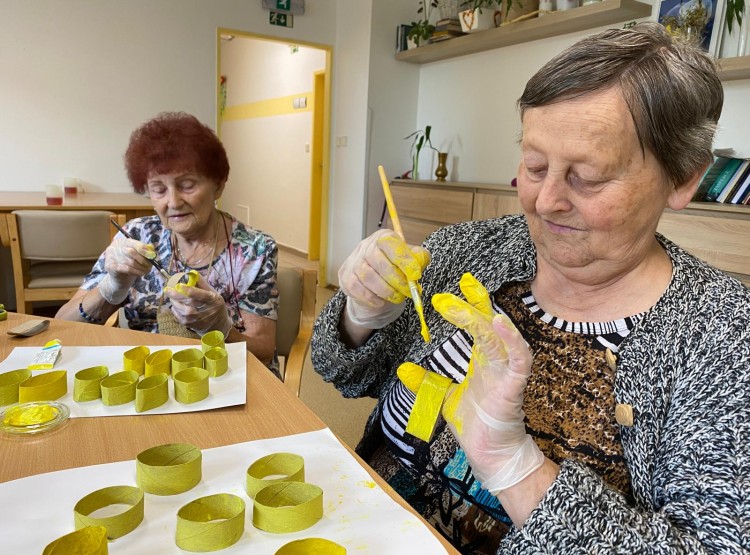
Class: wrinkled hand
338,229,430,329
402,273,544,493
99,238,156,304
164,273,233,337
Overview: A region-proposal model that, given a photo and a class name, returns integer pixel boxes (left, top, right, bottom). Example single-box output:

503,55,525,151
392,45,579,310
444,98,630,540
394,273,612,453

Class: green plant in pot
405,125,439,180
408,0,439,47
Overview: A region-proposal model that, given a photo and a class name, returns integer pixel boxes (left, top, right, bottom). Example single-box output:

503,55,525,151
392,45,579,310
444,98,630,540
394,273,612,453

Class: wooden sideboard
386,179,750,286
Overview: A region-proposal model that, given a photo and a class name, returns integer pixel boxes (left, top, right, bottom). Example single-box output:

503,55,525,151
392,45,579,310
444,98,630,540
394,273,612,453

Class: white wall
364,1,422,234
411,20,750,186
0,0,336,193
326,0,374,283
220,38,325,253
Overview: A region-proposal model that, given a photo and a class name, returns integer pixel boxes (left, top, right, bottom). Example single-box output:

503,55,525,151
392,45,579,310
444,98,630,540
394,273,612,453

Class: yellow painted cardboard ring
74,366,109,402
100,370,139,406
43,525,108,555
136,443,202,495
405,371,452,442
253,481,324,534
74,485,144,540
173,367,209,404
123,345,150,376
135,373,169,413
176,493,245,552
201,330,225,353
144,349,173,377
166,270,199,290
18,370,67,403
204,347,229,378
246,453,305,498
0,304,7,321
172,348,204,374
0,368,31,406
275,538,347,554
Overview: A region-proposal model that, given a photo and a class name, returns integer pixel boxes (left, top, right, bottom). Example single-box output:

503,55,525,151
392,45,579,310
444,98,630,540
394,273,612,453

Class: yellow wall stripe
223,92,313,121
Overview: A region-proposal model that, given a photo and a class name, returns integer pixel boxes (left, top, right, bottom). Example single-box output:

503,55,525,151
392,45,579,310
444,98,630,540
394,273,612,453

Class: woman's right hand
338,229,430,329
98,238,155,305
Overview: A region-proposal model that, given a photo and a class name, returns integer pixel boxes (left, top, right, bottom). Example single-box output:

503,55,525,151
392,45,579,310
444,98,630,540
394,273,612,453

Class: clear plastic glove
164,273,233,337
338,229,430,329
99,238,156,305
401,273,544,493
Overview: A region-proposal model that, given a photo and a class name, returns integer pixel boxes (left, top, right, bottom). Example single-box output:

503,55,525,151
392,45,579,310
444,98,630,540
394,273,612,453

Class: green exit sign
275,0,291,9
269,10,293,28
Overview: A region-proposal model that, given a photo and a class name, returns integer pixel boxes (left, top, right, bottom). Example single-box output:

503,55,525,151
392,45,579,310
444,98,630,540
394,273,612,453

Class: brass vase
435,152,449,182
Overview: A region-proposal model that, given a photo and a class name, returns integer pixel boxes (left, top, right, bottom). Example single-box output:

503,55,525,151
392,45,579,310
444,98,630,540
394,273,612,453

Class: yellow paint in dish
3,403,58,426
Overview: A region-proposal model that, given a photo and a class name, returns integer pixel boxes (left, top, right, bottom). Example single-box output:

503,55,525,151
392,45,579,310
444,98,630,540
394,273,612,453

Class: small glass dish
1,401,70,435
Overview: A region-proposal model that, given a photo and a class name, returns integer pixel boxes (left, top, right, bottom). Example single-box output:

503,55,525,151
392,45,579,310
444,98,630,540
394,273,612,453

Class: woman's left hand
164,274,233,337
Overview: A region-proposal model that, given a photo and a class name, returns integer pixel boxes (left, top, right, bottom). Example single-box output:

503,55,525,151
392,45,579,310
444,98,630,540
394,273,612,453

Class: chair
276,266,317,397
8,210,125,314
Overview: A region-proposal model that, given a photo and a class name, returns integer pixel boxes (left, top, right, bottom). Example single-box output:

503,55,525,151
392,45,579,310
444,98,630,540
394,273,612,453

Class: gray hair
518,22,723,188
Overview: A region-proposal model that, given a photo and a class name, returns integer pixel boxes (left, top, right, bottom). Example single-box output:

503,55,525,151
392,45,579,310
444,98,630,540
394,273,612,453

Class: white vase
459,8,498,32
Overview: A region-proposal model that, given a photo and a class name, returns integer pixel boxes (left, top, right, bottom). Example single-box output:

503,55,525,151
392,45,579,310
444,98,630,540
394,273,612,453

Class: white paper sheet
0,344,246,417
0,428,447,554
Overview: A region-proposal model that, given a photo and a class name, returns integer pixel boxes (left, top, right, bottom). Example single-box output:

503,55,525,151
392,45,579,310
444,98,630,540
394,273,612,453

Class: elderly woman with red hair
57,112,279,375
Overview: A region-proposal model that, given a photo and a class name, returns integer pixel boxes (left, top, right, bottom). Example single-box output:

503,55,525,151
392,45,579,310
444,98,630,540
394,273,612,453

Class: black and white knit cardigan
311,215,750,554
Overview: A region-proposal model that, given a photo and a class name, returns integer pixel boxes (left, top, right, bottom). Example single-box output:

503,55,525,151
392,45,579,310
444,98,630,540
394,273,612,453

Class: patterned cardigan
311,215,750,554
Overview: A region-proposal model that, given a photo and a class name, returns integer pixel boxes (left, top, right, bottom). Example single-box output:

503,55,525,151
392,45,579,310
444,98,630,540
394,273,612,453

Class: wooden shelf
717,55,750,81
395,0,651,64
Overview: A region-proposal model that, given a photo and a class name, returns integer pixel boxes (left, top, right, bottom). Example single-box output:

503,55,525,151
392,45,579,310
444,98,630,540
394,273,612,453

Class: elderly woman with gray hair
311,22,749,554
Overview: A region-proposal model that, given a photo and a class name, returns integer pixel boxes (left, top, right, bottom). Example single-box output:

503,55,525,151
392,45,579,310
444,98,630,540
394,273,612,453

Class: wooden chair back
8,210,125,314
275,267,317,396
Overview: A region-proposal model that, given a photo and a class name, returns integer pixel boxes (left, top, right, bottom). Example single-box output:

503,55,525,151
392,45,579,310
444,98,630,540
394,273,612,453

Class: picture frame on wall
656,0,725,57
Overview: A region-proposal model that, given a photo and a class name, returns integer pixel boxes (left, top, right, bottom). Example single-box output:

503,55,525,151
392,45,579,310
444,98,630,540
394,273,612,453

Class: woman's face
146,171,224,238
517,87,689,285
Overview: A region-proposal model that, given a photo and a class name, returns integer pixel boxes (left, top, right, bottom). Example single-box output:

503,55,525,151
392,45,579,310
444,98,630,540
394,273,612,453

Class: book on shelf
730,169,750,204
704,157,744,202
396,24,413,53
693,156,732,201
431,29,465,42
716,159,750,203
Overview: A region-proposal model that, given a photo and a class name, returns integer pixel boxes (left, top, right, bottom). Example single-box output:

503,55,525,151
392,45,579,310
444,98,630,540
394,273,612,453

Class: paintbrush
110,219,171,280
378,165,431,343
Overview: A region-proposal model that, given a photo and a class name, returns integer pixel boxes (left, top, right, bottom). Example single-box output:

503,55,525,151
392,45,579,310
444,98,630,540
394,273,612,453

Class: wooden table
0,191,154,247
0,312,456,552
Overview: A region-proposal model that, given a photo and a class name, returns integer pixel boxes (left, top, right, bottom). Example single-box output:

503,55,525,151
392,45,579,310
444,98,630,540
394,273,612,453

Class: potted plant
458,0,502,32
404,125,439,180
408,0,439,47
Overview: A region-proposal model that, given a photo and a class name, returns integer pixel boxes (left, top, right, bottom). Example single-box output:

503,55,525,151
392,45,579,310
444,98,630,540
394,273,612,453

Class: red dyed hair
124,112,230,194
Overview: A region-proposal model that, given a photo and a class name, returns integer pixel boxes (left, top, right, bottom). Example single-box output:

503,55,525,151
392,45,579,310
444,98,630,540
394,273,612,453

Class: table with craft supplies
0,312,456,554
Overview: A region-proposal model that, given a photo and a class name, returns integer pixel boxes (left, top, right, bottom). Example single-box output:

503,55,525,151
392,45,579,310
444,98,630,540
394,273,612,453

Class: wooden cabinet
385,179,750,286
658,204,750,286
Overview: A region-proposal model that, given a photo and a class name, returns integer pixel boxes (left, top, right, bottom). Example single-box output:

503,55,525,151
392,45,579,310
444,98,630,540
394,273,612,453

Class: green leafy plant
460,0,502,13
408,0,439,47
404,125,439,179
727,0,745,33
